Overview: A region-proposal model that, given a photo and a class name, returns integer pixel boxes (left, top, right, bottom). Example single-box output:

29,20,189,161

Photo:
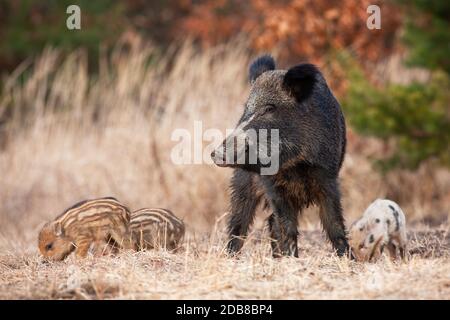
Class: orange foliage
175,0,402,64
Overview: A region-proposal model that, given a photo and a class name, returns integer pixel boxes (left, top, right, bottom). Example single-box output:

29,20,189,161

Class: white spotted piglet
349,199,407,262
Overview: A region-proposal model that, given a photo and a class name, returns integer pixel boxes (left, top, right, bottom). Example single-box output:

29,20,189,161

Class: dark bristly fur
249,54,275,83
283,63,319,102
212,55,350,258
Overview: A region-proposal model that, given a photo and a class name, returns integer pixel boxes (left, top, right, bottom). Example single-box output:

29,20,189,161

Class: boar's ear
283,63,319,103
249,55,275,83
54,222,64,237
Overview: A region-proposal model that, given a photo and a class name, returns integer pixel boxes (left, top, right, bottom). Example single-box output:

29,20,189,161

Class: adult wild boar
211,55,350,258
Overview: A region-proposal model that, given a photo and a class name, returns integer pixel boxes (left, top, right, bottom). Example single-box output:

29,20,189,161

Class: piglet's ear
54,222,63,237
283,63,319,103
249,54,275,83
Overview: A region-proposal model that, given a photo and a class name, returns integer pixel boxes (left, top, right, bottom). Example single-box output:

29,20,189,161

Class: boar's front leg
227,169,261,255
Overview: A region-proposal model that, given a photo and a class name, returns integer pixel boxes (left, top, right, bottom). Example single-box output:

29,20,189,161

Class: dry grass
1,225,449,299
0,38,449,299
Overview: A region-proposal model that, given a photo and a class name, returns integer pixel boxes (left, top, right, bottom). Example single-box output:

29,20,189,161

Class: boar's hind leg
227,170,261,255
262,179,298,257
268,206,299,258
318,179,349,257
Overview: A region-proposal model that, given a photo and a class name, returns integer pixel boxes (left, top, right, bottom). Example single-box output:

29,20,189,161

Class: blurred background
0,0,448,248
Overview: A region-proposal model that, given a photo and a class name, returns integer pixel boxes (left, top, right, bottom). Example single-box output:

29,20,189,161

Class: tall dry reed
0,38,448,251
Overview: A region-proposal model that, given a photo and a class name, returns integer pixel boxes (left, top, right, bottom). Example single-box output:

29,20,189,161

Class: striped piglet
38,197,134,260
130,208,185,251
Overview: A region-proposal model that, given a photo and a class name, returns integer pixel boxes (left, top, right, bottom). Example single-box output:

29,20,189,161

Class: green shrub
343,59,450,170
0,0,125,72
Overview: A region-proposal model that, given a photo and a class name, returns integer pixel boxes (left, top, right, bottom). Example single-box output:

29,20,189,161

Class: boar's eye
359,227,364,231
261,104,276,115
45,243,53,251
375,219,380,223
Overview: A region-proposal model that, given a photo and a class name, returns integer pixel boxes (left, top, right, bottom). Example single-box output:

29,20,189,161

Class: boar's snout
211,145,227,167
211,132,250,168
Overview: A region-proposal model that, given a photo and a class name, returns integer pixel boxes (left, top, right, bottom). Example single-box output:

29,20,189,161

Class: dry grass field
1,226,449,299
0,38,449,299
